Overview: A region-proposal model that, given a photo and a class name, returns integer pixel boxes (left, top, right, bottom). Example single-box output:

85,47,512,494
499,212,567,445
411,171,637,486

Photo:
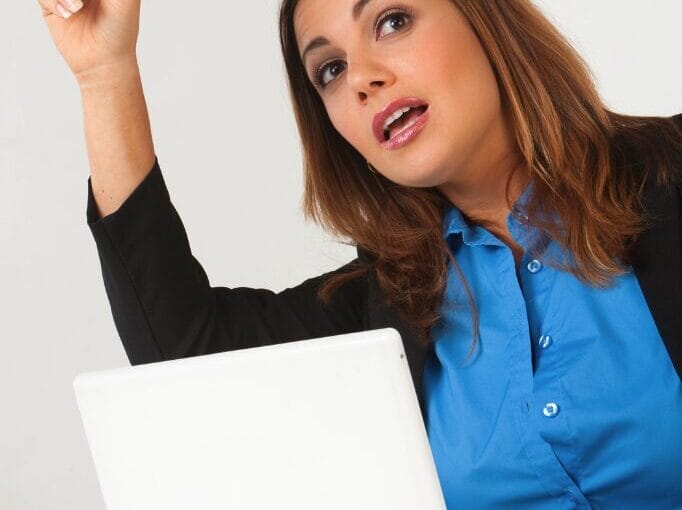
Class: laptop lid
73,327,446,510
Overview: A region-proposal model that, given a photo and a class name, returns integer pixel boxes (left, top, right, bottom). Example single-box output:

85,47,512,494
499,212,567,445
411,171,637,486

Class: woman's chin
383,167,448,189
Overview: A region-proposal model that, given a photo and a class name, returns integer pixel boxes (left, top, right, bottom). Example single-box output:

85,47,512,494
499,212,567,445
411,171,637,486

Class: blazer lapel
360,258,429,419
631,173,682,379
357,245,429,416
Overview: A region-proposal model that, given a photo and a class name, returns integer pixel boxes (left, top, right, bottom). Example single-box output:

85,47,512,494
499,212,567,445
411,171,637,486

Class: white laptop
73,327,446,510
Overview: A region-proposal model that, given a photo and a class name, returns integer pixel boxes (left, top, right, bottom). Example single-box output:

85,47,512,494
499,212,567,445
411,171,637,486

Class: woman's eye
315,60,347,89
376,10,412,39
313,9,412,89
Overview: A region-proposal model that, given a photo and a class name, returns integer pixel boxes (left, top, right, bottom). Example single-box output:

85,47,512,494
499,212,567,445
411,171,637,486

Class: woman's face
294,0,513,190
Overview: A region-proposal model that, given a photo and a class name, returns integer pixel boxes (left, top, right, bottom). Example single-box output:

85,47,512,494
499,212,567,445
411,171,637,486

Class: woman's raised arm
39,0,155,218
40,0,368,362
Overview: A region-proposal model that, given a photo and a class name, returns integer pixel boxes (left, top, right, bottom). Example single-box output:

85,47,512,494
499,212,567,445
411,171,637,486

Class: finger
38,0,84,19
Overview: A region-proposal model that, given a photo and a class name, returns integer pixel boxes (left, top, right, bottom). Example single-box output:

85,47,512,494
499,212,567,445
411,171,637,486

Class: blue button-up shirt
423,189,682,509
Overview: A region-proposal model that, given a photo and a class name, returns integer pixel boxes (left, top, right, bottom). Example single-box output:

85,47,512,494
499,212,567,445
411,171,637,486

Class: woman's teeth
382,106,414,132
383,106,426,141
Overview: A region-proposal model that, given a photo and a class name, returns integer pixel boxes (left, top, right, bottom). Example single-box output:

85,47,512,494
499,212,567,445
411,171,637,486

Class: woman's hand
38,0,142,82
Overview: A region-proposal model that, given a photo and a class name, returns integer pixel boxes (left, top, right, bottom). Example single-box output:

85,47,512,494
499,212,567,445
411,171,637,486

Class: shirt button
512,207,529,223
538,335,553,349
542,402,560,417
527,259,543,273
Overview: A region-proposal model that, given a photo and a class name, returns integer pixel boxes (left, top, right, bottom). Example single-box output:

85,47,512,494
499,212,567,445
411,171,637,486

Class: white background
1,1,680,508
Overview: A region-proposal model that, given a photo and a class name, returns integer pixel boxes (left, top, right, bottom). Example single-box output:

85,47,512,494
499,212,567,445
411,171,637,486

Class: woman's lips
372,97,429,143
379,107,430,151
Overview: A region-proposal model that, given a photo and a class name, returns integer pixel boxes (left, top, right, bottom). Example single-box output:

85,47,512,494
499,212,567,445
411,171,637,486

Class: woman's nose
346,58,395,102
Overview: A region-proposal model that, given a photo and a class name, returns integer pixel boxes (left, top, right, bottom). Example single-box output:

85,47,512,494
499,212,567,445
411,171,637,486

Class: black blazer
86,114,681,417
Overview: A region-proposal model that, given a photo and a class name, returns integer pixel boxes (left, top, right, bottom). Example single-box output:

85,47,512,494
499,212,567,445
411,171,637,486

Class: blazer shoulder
670,113,682,183
673,112,682,129
356,245,377,263
638,113,682,194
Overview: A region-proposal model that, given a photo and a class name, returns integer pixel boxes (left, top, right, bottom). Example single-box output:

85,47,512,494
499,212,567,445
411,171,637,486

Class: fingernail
65,0,84,13
55,3,72,18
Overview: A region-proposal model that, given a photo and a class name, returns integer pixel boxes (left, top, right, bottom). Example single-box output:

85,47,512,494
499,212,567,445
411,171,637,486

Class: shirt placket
502,222,592,508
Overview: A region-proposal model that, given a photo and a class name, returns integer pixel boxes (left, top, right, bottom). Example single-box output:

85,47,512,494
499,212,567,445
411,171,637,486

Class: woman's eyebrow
351,0,375,21
301,0,376,65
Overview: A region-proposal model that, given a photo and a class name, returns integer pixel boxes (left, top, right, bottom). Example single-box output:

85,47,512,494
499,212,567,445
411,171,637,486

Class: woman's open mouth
380,105,430,150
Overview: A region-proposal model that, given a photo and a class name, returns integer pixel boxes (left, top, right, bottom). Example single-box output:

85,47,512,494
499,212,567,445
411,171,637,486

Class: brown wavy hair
278,0,682,352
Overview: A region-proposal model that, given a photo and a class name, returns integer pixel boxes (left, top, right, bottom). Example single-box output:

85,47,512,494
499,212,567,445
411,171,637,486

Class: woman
41,0,681,507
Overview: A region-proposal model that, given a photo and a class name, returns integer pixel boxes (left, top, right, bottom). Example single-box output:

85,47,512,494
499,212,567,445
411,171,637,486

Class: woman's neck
438,152,530,266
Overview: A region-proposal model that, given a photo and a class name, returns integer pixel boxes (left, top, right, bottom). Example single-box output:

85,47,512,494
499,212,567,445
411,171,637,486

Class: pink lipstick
372,97,430,150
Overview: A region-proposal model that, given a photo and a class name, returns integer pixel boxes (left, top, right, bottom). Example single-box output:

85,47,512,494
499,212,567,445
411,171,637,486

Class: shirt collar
441,181,538,250
442,204,505,247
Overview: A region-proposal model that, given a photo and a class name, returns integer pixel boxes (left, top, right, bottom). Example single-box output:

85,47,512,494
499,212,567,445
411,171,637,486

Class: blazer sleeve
86,156,368,365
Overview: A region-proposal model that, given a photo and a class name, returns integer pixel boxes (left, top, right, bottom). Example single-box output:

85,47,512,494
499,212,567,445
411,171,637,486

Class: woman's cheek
330,108,364,149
